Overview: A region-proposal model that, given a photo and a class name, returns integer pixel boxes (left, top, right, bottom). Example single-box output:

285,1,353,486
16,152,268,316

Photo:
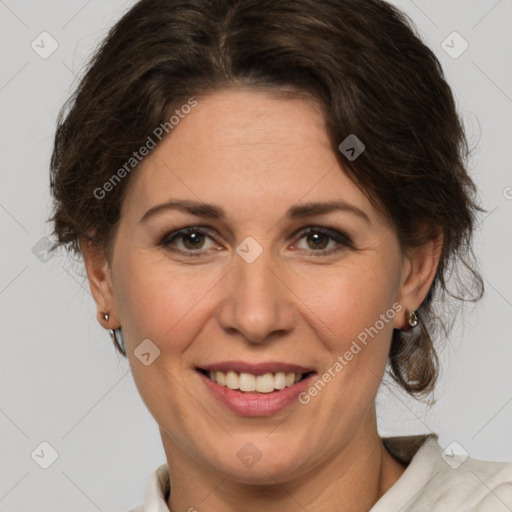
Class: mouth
197,368,315,394
195,362,318,416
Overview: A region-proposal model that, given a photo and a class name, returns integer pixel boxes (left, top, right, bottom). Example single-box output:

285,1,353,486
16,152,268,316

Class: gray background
1,1,511,510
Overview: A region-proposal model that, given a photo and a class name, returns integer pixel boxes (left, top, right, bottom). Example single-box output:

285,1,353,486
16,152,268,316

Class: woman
49,0,512,510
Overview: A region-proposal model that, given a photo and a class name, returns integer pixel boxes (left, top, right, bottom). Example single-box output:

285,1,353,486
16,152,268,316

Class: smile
199,369,311,393
196,363,317,416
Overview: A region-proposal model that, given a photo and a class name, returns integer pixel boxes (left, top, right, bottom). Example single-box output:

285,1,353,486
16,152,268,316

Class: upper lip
198,361,316,376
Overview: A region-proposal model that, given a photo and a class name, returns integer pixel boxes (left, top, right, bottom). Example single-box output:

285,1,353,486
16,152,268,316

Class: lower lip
197,370,316,416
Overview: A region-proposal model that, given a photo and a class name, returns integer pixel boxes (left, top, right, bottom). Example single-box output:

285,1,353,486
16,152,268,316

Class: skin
82,88,442,512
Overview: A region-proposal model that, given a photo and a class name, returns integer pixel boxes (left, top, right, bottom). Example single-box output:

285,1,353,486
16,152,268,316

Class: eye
159,225,353,257
160,227,218,255
293,227,353,255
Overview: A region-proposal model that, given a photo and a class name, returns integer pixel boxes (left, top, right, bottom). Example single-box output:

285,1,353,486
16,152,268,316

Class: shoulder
373,434,512,511
427,444,512,511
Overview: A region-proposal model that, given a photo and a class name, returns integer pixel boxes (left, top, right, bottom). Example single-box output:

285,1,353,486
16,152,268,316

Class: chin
206,436,314,485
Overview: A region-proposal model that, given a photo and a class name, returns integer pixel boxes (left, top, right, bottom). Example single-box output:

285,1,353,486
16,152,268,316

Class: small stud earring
408,310,419,328
102,312,118,345
101,312,126,354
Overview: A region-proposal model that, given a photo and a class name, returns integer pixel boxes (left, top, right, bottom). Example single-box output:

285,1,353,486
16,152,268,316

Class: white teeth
206,370,305,393
239,372,256,392
216,371,225,386
274,371,287,390
256,373,276,393
225,370,238,389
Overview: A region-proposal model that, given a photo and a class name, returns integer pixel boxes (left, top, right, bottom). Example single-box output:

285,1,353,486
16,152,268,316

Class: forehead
121,89,380,226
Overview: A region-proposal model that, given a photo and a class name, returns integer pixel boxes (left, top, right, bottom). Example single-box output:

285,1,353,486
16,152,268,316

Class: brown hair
49,0,484,397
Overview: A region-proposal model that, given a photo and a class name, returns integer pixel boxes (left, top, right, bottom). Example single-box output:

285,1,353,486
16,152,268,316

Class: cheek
285,262,401,438
113,252,219,417
302,259,398,326
292,259,400,367
113,250,221,352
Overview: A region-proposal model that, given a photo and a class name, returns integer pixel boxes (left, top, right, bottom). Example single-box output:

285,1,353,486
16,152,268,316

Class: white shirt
129,434,512,511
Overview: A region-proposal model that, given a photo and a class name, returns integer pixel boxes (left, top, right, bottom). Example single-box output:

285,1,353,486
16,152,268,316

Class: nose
216,243,296,344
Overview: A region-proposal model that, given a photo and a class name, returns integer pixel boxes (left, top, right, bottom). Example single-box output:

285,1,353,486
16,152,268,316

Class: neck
163,411,407,512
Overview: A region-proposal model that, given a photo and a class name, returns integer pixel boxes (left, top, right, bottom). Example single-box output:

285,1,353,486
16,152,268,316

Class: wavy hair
49,0,484,397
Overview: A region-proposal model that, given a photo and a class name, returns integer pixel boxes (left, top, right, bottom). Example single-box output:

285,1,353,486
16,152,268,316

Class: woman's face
92,89,429,482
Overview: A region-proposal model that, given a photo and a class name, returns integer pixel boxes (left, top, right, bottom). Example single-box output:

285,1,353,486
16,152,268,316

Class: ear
394,232,443,330
80,237,119,330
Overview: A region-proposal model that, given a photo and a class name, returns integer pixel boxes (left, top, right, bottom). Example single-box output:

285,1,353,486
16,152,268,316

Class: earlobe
394,233,443,330
80,237,119,327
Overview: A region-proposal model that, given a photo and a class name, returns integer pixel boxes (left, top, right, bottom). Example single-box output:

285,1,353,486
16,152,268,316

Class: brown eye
294,227,353,256
305,232,330,250
161,227,216,255
180,231,206,250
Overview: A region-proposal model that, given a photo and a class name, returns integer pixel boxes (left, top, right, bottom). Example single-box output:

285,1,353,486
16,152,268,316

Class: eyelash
159,226,353,257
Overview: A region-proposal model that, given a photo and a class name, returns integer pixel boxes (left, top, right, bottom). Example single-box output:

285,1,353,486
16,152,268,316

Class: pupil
309,233,327,250
184,233,203,249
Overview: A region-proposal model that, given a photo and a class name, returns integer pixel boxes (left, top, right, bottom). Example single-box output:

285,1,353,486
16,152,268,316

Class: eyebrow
140,199,371,224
